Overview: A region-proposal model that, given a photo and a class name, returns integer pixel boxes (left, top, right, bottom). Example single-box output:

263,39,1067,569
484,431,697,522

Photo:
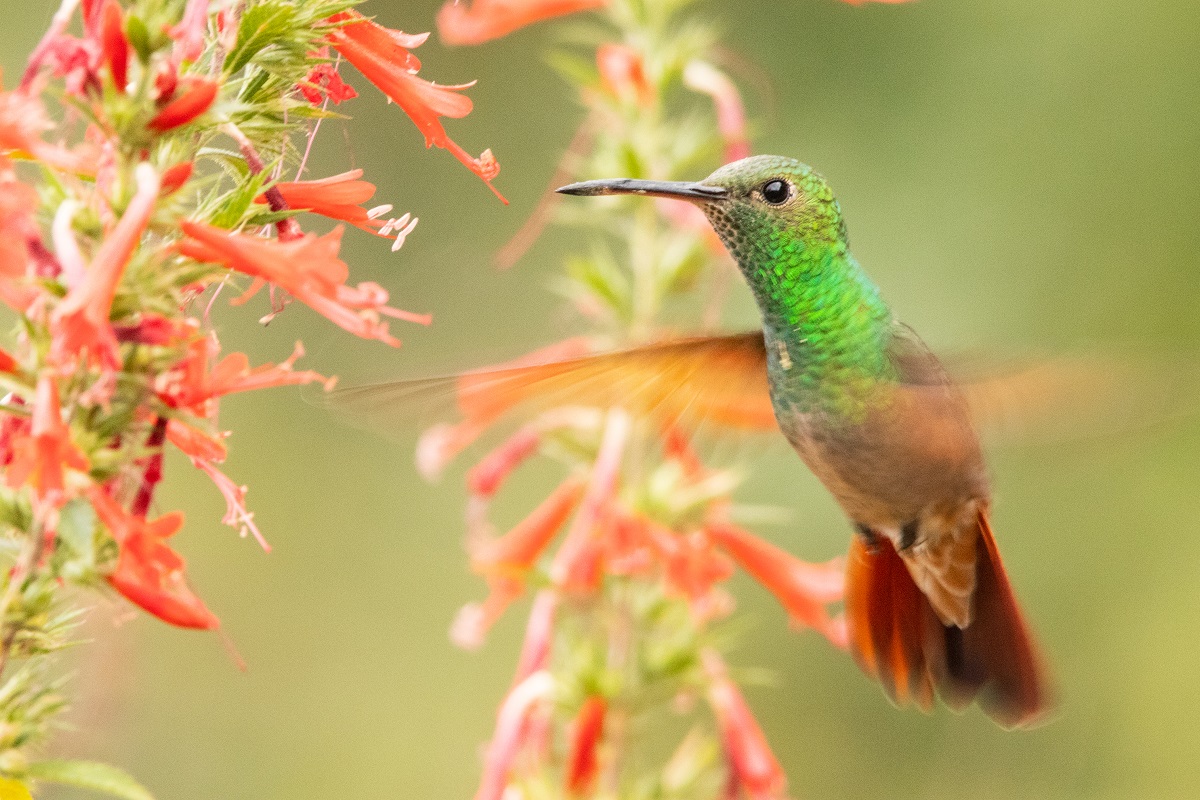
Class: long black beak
556,178,727,203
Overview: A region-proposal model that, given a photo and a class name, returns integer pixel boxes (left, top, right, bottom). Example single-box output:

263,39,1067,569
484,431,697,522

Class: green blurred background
7,0,1200,797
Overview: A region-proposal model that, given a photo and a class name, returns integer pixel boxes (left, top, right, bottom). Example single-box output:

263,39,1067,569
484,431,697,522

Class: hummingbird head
557,155,850,271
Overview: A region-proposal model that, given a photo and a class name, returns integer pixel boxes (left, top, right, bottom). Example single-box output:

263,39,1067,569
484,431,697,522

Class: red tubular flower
88,486,219,630
256,170,385,232
100,0,129,90
565,696,607,796
452,477,587,649
5,375,88,505
683,61,750,164
0,163,41,311
159,161,194,195
169,0,211,63
165,418,268,551
326,11,505,201
178,221,430,346
706,521,846,646
597,44,653,106
157,338,333,416
703,650,787,800
0,89,92,174
467,425,541,498
299,47,358,106
147,76,218,132
51,163,160,370
437,0,608,46
474,670,556,800
511,590,556,681
471,476,587,576
165,419,227,462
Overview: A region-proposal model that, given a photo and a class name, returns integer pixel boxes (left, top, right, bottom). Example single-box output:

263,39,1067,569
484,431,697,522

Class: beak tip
555,182,597,196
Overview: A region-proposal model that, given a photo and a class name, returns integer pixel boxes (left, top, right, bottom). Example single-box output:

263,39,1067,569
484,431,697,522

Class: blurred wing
326,332,777,433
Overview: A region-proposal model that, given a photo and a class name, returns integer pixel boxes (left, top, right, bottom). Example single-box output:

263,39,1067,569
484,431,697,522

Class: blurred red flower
565,696,606,795
0,162,42,311
51,163,160,370
147,76,218,132
596,43,653,106
5,375,88,506
707,521,847,646
326,11,504,200
704,651,787,800
438,0,608,46
89,486,219,630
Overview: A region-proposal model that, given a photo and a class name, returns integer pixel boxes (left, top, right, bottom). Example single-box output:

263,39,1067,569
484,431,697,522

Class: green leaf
124,16,152,64
225,1,299,76
27,760,154,800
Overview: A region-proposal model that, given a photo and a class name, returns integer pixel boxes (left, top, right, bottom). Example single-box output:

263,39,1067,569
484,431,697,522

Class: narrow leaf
27,760,154,800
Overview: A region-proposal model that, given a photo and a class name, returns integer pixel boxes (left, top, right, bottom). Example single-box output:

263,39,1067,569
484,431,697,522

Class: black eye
761,179,790,205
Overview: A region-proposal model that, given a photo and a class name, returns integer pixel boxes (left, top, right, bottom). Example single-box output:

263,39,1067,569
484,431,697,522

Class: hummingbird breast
769,327,989,542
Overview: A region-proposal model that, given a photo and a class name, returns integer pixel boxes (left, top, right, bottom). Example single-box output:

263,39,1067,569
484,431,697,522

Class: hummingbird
334,155,1049,728
549,155,1048,728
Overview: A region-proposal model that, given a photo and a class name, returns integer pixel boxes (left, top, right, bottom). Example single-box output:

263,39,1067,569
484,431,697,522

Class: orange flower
452,477,586,649
169,0,211,64
165,418,268,551
157,338,333,416
256,170,417,248
0,162,41,311
177,220,430,346
703,650,787,800
596,44,652,106
474,670,556,800
0,88,90,174
326,11,504,201
437,0,608,46
706,521,846,646
471,476,587,576
100,0,129,90
466,425,541,498
683,61,749,164
5,375,88,505
88,486,219,630
298,47,358,106
642,521,734,607
51,163,160,370
159,161,194,195
147,76,218,132
565,696,606,795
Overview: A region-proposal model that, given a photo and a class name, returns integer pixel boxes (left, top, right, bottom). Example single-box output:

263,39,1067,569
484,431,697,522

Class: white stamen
391,215,419,252
366,203,394,219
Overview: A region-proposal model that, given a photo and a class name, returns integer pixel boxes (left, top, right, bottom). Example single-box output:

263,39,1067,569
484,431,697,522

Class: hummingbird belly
775,388,989,540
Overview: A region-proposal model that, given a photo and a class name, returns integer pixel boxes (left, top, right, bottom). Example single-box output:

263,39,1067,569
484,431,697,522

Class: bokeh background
7,1,1200,797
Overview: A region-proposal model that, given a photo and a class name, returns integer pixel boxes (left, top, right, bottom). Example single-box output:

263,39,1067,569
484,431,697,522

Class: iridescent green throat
705,199,895,414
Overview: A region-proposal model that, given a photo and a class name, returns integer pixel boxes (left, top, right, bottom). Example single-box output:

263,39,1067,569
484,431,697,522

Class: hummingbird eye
760,179,791,205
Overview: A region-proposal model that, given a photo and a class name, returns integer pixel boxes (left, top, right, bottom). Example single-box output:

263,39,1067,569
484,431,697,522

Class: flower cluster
0,0,501,791
416,0,907,797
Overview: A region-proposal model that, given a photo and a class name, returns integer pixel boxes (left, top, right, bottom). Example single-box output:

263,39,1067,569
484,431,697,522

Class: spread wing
326,332,777,433
325,329,1190,448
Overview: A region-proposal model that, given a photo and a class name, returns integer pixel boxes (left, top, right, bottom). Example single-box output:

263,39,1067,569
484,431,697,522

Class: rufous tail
844,510,1050,728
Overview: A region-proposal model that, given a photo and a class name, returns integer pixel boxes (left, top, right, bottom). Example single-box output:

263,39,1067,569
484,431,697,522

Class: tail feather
845,511,1049,728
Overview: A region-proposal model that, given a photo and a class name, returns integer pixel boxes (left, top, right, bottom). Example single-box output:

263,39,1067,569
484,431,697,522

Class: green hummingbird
549,155,1048,728
334,155,1050,728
